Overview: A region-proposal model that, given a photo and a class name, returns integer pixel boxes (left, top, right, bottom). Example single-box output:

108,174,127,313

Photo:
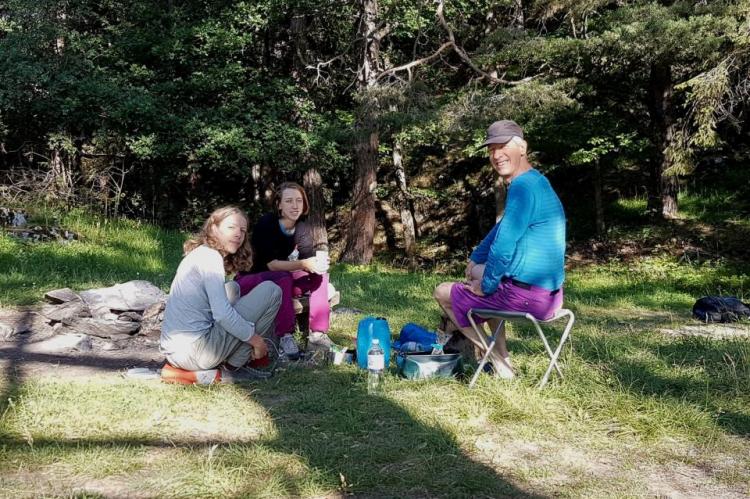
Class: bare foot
490,356,515,379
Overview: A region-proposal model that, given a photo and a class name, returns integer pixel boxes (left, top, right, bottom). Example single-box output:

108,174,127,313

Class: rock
141,301,165,322
65,317,141,339
0,322,15,340
14,322,32,335
138,324,162,338
139,301,165,337
43,288,81,304
76,335,93,352
100,340,121,351
34,333,91,353
117,311,143,322
80,280,166,318
41,300,90,323
12,212,27,227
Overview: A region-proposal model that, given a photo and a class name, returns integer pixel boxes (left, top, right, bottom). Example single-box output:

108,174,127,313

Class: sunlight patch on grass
1,379,276,444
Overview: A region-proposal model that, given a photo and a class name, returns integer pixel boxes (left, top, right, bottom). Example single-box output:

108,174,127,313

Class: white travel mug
315,250,329,273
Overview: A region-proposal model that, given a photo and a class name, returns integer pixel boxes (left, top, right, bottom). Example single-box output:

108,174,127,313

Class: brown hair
183,206,253,274
273,181,309,218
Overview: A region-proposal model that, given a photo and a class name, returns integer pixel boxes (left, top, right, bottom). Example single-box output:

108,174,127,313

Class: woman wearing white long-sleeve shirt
160,206,282,381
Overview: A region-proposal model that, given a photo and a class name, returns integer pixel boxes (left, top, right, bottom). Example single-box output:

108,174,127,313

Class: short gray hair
510,136,527,153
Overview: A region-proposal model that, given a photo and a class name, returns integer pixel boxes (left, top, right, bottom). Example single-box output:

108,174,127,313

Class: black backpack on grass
692,296,750,323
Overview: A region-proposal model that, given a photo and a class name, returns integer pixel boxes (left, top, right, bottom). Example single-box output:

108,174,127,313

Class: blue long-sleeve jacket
470,169,566,294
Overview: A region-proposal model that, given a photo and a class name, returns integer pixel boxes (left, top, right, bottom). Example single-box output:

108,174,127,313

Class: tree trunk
50,146,73,203
661,174,678,217
511,0,525,30
341,125,378,263
303,167,328,250
341,0,381,264
392,141,417,260
647,62,679,218
594,159,605,235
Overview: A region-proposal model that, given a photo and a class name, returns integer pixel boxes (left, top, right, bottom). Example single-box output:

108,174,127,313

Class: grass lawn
1,211,749,497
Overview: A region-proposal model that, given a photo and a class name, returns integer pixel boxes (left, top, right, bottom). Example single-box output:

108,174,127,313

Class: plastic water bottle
367,339,385,394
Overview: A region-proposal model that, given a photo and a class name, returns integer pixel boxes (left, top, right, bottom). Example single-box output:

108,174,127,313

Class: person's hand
248,334,268,359
464,279,485,297
465,260,476,281
300,256,319,273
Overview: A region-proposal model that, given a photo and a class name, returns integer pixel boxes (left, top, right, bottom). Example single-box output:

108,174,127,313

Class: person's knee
277,272,293,284
256,281,282,305
433,282,452,303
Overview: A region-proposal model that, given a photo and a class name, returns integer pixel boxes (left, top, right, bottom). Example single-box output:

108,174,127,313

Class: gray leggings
167,281,281,370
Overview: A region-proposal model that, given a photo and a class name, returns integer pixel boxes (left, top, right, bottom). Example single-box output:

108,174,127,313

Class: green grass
1,211,750,497
0,209,185,306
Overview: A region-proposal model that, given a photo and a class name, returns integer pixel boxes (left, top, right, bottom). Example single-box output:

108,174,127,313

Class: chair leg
468,338,497,389
467,311,505,389
538,313,575,389
533,321,564,378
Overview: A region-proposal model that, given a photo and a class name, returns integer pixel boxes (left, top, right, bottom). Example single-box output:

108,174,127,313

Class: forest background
1,0,749,265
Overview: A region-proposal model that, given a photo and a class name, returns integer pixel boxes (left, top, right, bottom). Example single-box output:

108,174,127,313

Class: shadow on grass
245,368,540,497
0,328,540,497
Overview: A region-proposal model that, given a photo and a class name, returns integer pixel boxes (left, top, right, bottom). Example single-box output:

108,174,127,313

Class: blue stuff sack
399,323,438,346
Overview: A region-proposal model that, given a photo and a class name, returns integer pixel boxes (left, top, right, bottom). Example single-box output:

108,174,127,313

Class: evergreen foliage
0,0,747,250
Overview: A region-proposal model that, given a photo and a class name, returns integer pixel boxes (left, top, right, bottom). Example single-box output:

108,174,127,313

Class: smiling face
212,213,248,255
278,187,305,224
488,138,528,181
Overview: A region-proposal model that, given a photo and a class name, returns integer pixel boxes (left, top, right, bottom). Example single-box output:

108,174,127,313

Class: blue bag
399,323,438,345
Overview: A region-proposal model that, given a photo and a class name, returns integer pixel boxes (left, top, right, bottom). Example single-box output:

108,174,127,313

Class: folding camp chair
466,308,575,389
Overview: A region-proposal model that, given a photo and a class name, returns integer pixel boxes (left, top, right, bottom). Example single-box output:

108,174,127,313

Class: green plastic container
401,352,462,380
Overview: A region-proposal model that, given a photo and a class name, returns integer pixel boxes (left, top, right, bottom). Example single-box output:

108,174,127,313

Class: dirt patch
659,323,750,340
645,462,748,499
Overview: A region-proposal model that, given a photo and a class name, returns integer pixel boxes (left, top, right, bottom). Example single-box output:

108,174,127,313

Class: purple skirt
450,279,563,328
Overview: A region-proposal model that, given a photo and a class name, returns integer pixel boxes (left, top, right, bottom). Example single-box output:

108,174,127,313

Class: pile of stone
1,206,80,242
5,226,79,243
40,280,166,346
0,207,28,226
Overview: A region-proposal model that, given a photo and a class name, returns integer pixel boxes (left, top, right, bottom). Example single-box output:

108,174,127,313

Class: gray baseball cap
481,120,524,147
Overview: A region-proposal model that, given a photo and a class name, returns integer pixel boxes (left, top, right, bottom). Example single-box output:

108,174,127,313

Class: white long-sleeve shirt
160,245,255,355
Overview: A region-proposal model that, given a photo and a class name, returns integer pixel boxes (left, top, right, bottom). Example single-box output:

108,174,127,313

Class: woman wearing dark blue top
235,182,332,359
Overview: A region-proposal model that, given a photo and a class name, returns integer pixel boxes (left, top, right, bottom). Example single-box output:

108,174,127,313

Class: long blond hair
184,206,253,274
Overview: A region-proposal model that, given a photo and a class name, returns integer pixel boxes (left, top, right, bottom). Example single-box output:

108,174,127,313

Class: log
44,287,81,304
65,317,140,339
79,280,166,318
41,300,91,323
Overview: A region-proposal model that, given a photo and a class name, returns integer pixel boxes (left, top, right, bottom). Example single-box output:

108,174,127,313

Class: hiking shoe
220,365,272,383
307,331,334,352
280,333,300,361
